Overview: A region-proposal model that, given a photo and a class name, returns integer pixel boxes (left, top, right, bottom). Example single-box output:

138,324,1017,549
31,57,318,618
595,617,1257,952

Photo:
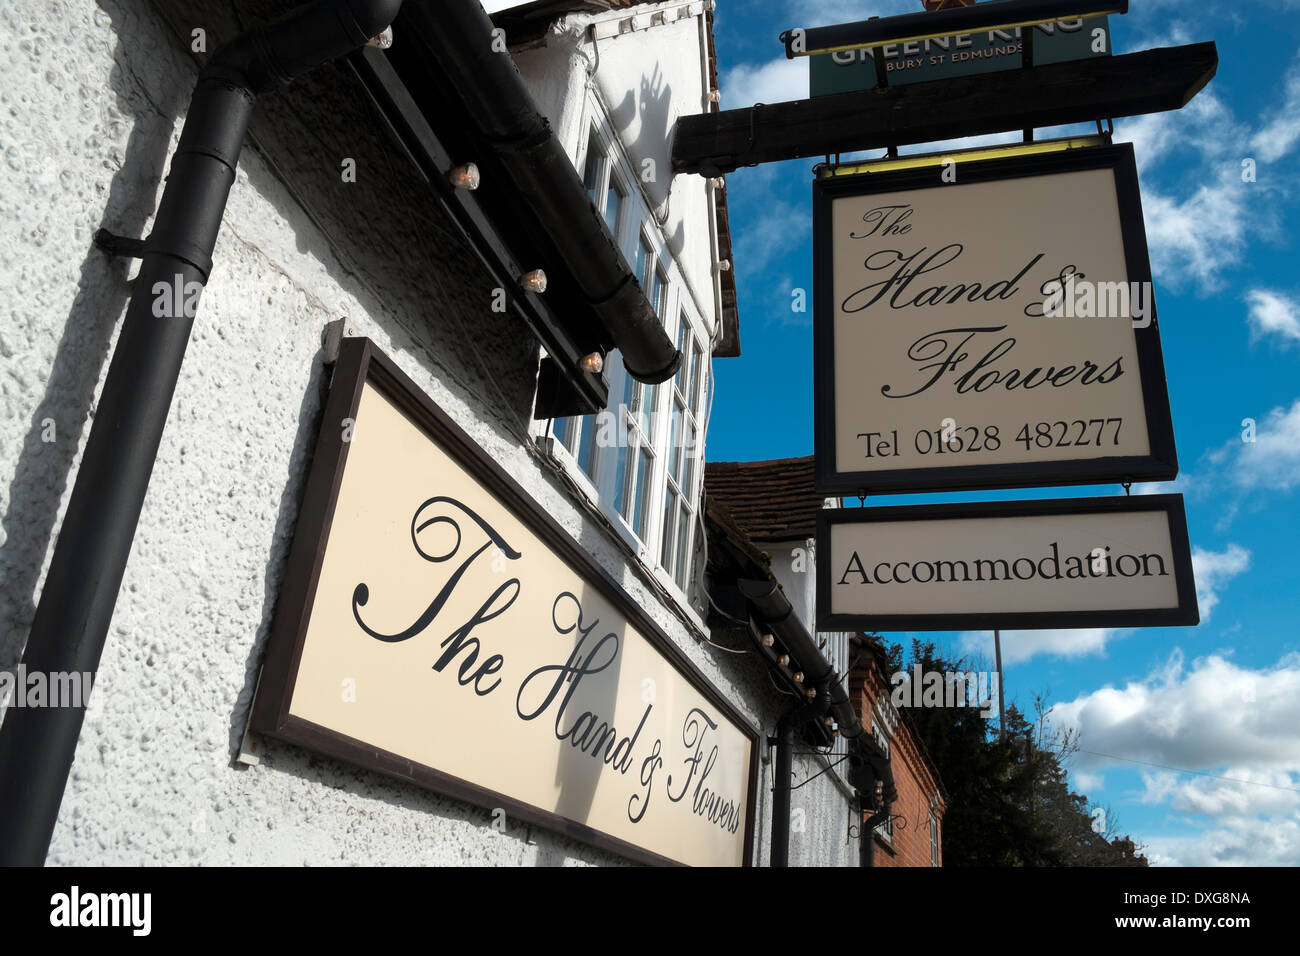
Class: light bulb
579,352,604,374
520,269,547,294
448,163,480,190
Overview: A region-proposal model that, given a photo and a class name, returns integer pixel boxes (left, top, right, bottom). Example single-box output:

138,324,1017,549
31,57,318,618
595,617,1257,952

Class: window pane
674,321,688,392
692,341,704,405
674,502,691,586
576,415,597,479
605,179,623,237
652,269,665,317
632,446,652,539
668,403,682,483
613,445,630,519
555,416,577,452
636,236,652,290
660,487,678,569
583,139,601,199
639,384,654,434
683,418,698,496
681,334,695,401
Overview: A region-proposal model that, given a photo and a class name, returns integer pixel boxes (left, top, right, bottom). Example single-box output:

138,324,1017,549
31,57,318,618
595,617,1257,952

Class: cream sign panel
252,341,755,867
812,144,1178,493
816,495,1199,631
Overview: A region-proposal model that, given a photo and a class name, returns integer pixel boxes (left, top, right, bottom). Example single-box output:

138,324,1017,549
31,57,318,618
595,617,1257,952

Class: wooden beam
673,42,1217,175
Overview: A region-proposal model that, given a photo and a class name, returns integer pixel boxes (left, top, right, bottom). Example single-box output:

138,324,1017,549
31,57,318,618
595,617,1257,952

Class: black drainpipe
0,0,404,866
770,676,831,867
740,577,896,867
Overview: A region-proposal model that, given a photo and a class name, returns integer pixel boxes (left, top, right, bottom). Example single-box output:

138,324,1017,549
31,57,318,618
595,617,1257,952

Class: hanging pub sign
813,142,1178,494
816,494,1198,632
250,338,757,867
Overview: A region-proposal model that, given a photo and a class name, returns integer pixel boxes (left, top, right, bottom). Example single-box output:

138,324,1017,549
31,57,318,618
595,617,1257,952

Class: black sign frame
813,143,1179,495
250,337,760,867
816,493,1199,632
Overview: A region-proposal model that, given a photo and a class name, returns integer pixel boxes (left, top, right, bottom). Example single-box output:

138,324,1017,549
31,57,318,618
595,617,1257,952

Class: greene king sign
812,143,1178,494
817,495,1198,632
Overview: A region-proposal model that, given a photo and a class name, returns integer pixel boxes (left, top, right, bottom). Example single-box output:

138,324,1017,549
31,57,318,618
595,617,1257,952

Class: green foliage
886,637,1148,867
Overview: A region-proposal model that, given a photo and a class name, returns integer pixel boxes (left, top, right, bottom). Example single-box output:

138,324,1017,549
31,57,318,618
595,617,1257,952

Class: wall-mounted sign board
251,338,757,867
817,494,1198,632
810,17,1110,96
813,143,1177,495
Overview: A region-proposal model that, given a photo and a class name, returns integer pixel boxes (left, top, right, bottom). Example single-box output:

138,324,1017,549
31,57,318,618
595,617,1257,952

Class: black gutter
0,0,403,866
740,577,896,867
781,0,1127,58
395,0,681,384
343,46,609,417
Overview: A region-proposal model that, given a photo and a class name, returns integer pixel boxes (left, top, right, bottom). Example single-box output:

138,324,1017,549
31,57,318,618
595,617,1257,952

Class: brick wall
849,642,946,867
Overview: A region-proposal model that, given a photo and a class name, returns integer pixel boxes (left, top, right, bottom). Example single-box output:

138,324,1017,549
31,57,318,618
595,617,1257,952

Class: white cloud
1190,544,1251,620
1246,289,1300,347
1139,170,1255,293
1226,398,1300,493
1250,67,1300,163
1054,649,1300,774
959,627,1129,665
1140,767,1300,819
720,57,807,108
1142,817,1300,867
1072,770,1106,793
729,197,805,280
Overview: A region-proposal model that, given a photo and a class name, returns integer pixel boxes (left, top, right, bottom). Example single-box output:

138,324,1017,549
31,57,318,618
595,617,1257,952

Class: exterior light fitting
778,654,790,666
520,269,547,293
448,163,480,190
579,352,604,374
805,687,817,699
718,259,731,272
794,671,805,683
367,27,393,49
761,633,775,647
710,177,725,190
708,89,721,104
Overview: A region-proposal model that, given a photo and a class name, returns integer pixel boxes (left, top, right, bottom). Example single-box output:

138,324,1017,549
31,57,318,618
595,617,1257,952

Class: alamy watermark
1034,271,1154,328
0,665,95,709
890,664,999,718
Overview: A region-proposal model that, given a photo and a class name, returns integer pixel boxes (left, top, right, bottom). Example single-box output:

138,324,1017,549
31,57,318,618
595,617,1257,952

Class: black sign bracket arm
672,42,1218,176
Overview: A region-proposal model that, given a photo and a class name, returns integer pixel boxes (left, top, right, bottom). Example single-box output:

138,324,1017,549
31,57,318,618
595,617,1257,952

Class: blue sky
709,0,1300,865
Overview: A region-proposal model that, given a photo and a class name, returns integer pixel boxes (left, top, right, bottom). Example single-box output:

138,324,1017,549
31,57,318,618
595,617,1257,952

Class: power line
1076,749,1300,794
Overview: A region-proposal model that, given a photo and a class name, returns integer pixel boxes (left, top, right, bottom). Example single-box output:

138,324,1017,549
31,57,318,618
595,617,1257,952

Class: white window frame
540,93,714,627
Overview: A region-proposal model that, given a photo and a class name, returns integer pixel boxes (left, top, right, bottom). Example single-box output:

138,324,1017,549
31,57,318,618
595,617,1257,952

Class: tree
884,638,1148,867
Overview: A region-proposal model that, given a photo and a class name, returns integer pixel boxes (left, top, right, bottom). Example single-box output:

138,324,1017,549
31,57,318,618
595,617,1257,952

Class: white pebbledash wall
0,0,855,866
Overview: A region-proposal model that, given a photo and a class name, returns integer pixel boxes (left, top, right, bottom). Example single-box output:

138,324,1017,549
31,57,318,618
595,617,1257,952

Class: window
547,116,715,613
555,127,631,484
659,309,707,590
872,724,893,842
930,812,940,866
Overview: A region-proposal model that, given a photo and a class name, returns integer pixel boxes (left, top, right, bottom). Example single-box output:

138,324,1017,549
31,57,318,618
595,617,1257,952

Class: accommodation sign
813,143,1178,494
251,339,756,867
817,495,1199,632
809,18,1110,96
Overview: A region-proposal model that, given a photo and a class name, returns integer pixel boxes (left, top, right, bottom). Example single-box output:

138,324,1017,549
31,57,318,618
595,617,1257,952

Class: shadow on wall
0,0,191,672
